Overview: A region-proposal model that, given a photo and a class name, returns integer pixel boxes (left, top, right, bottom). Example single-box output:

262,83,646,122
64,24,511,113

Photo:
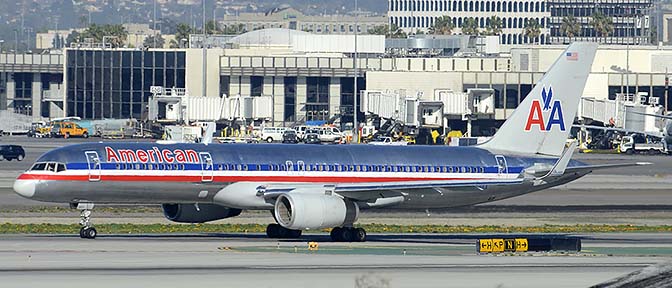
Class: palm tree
461,17,479,35
560,15,581,42
591,12,614,41
368,25,388,35
430,16,455,35
523,19,541,44
388,23,407,38
143,34,165,48
175,23,194,45
485,16,502,36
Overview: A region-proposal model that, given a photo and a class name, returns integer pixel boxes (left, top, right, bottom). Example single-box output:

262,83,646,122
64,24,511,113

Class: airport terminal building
1,28,672,135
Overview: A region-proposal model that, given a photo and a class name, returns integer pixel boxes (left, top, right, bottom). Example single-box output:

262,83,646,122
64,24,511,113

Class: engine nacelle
274,193,359,230
162,203,242,223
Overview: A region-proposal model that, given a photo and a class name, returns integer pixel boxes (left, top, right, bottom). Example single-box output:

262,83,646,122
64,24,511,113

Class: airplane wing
564,162,651,175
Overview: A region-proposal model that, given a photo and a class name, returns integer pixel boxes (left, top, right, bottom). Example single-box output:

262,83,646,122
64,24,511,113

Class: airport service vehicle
14,43,643,241
619,135,667,155
261,127,287,143
0,145,25,161
303,133,321,144
368,137,408,146
317,128,341,143
51,122,89,138
293,125,312,141
282,130,299,144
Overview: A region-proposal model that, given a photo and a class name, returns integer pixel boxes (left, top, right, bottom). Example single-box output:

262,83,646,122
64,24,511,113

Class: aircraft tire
330,227,343,241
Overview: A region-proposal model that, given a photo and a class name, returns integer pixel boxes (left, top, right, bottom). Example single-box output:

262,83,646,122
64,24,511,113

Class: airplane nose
13,177,36,198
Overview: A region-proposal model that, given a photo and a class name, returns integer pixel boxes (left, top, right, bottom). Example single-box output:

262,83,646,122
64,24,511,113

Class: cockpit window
30,163,47,171
30,162,67,172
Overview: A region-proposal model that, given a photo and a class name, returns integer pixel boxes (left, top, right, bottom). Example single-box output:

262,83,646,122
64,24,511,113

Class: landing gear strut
330,227,366,242
74,202,97,239
266,224,302,239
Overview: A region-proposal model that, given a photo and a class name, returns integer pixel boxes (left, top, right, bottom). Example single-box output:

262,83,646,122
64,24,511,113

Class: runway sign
478,238,528,253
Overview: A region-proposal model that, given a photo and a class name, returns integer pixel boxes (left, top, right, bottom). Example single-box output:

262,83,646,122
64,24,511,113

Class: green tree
461,17,479,35
205,20,221,34
143,33,165,48
650,25,657,44
72,24,128,47
560,15,581,41
175,23,194,45
429,16,455,35
223,24,246,35
388,23,406,38
523,19,541,44
484,16,502,36
65,31,80,46
591,12,614,41
368,24,406,38
368,25,388,35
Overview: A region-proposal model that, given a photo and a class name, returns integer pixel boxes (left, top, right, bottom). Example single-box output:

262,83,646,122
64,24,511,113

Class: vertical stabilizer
479,42,597,156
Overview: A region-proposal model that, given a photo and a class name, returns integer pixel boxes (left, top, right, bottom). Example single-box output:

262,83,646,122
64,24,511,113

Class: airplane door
199,152,214,183
495,155,508,175
85,151,101,182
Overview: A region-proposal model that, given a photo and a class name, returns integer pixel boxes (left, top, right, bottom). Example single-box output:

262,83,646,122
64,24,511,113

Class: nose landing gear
73,202,97,239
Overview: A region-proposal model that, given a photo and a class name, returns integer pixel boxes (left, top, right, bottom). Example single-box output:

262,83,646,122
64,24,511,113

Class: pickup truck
368,137,408,146
51,121,89,138
619,135,666,155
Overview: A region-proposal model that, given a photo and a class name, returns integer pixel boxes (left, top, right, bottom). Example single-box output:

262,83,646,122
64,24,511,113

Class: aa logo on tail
524,86,565,132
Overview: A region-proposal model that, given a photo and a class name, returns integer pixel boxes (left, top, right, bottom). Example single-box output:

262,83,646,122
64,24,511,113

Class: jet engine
162,203,242,223
274,193,359,230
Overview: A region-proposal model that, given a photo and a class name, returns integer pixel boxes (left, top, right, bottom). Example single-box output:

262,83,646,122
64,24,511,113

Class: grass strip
1,223,671,234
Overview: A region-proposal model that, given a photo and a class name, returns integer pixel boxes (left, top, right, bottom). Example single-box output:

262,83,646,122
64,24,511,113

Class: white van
261,127,287,143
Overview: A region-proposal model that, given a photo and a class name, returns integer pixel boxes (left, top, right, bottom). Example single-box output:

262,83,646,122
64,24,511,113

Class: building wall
185,48,223,97
388,0,550,44
65,49,186,119
547,0,653,45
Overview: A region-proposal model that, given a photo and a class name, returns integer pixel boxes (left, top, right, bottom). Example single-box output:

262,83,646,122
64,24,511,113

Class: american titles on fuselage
105,146,200,164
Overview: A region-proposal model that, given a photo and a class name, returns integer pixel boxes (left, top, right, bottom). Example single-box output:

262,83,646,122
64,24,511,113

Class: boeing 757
14,43,644,241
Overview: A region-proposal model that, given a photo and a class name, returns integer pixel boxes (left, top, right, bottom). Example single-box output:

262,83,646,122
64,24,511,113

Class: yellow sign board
478,239,493,253
492,239,505,253
308,242,319,251
515,238,529,252
479,238,529,253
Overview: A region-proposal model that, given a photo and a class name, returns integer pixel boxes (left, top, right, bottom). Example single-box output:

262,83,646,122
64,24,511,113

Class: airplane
13,42,646,241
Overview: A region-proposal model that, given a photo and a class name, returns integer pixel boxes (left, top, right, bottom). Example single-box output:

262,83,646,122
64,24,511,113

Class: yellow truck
51,121,89,138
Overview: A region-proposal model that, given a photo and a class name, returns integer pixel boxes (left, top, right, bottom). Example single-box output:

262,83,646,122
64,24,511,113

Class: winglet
202,122,216,145
548,141,577,177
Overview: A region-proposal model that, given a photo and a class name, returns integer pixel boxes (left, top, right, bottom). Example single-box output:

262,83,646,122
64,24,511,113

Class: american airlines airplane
13,43,643,241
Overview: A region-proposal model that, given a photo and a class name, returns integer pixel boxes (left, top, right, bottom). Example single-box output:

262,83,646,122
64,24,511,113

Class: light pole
353,0,359,143
153,0,157,48
202,0,207,98
14,29,18,53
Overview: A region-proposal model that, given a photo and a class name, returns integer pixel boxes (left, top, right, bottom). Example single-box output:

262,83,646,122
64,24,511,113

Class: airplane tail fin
479,42,597,156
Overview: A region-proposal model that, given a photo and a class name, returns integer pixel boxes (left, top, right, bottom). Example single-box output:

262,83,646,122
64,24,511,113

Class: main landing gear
266,224,302,239
73,202,97,239
330,227,367,242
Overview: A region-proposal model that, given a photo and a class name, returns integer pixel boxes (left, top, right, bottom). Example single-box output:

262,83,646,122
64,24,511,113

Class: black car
0,145,25,161
282,130,299,144
304,133,321,144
